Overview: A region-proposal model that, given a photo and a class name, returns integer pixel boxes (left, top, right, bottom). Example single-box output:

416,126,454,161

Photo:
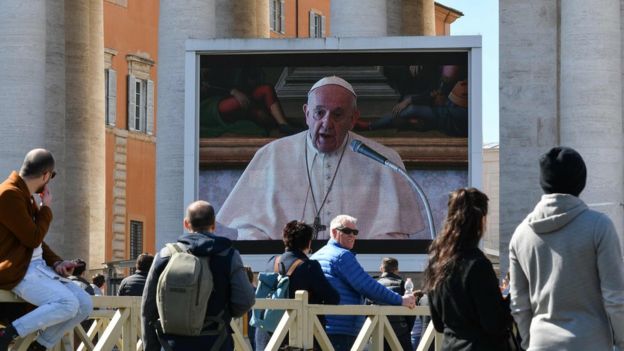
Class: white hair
330,214,358,231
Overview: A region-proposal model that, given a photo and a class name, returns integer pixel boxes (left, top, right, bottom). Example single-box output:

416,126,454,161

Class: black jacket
141,232,255,351
375,272,416,334
429,248,512,351
69,275,95,296
117,271,148,296
267,248,340,306
375,272,416,351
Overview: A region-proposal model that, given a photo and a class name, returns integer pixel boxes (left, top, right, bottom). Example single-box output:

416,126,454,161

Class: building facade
103,0,158,264
482,143,500,257
268,0,331,38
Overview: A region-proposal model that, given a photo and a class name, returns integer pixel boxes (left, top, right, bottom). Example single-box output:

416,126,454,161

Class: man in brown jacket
0,149,93,351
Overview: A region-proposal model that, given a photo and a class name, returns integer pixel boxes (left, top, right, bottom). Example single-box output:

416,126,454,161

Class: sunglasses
336,226,359,236
47,171,56,179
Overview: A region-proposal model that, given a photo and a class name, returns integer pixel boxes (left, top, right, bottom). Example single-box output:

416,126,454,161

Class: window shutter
321,15,326,37
279,0,285,33
107,69,117,126
309,11,314,37
270,0,275,31
146,79,154,135
139,80,146,132
127,75,136,131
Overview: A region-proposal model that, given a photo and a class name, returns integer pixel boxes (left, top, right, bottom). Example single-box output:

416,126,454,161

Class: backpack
156,242,216,336
250,256,304,333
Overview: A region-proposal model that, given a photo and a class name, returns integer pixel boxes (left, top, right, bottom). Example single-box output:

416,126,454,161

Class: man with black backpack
141,200,255,351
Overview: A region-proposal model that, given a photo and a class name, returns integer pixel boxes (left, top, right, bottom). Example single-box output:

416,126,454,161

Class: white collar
305,131,351,160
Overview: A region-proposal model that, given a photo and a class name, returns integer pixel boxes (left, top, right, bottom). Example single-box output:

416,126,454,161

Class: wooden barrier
0,290,442,351
0,291,142,351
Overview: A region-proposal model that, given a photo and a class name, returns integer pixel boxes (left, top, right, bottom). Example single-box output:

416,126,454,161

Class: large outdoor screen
189,37,481,262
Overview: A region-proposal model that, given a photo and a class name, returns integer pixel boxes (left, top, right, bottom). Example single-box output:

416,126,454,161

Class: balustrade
0,290,441,351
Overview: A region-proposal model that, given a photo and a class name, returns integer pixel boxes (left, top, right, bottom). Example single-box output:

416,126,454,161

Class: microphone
350,138,437,239
350,140,388,165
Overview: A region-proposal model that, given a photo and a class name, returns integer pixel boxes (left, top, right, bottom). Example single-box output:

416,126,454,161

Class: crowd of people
0,75,623,351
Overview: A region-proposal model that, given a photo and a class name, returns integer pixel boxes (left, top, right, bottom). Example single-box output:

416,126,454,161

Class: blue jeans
254,328,271,350
411,317,423,350
328,334,356,351
11,259,93,348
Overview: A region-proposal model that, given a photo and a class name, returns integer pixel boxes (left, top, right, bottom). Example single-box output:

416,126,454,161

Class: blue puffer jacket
311,239,402,336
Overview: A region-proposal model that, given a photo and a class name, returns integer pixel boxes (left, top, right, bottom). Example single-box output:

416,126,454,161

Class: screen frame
183,36,482,271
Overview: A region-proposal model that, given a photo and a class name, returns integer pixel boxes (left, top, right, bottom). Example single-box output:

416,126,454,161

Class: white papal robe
216,131,425,240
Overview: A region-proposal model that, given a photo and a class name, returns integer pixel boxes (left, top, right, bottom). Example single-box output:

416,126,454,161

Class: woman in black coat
255,220,339,350
423,188,513,351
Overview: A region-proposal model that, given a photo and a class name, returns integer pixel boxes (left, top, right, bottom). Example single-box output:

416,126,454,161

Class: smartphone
72,259,86,269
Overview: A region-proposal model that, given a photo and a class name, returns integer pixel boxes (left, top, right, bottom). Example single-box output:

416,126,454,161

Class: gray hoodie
509,194,624,351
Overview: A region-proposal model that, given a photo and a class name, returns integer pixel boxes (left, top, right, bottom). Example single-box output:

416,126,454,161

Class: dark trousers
384,329,413,351
164,333,233,351
328,334,356,351
255,328,271,350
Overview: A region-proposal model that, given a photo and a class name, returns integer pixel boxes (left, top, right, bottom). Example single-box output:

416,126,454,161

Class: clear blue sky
441,0,499,144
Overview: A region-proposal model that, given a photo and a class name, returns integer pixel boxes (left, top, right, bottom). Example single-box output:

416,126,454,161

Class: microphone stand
380,161,437,240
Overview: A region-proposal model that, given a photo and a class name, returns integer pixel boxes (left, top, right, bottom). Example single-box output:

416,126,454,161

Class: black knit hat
539,146,586,196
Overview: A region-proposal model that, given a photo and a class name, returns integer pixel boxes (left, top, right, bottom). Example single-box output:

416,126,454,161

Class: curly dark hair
92,274,106,288
282,220,314,251
423,188,488,293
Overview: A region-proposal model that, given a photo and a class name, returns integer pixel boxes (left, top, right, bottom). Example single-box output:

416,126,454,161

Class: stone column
256,0,270,38
156,0,215,249
499,0,559,274
386,0,402,36
0,1,47,172
331,0,387,37
216,0,258,38
43,0,67,252
560,0,623,243
64,1,92,259
401,0,435,36
87,0,106,267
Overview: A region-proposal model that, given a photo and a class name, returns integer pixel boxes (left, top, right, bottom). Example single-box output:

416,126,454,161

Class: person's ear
183,218,191,231
349,109,360,130
209,223,216,233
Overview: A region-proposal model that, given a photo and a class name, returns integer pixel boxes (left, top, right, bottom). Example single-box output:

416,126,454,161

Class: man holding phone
0,149,93,351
